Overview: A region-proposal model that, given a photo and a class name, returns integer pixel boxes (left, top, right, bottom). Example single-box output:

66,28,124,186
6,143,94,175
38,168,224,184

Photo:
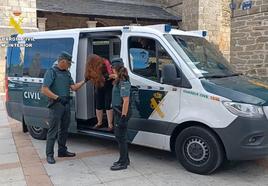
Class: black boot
110,163,128,171
47,156,56,164
113,159,130,166
58,151,76,157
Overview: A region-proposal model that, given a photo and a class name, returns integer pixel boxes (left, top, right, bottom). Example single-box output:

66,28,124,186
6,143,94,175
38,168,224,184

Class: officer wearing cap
110,58,132,171
41,51,87,164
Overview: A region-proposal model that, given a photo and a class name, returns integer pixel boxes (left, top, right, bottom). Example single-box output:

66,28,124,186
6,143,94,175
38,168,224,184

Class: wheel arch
169,121,226,159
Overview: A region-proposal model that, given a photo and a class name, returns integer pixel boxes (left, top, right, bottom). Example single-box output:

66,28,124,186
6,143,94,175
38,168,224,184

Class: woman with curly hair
85,54,113,131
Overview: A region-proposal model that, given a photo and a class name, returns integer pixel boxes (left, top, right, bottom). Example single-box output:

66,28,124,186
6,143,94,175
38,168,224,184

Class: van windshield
165,34,237,78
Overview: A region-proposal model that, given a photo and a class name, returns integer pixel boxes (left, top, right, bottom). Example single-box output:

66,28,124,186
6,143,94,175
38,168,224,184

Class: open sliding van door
76,30,122,135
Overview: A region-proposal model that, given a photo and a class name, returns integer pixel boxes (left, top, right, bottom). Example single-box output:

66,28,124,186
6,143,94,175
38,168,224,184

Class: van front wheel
175,126,224,175
27,125,47,140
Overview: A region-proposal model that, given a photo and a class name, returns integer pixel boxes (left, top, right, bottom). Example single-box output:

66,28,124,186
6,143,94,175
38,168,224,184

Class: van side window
157,45,178,83
128,36,176,83
128,37,157,81
7,41,24,77
23,38,74,78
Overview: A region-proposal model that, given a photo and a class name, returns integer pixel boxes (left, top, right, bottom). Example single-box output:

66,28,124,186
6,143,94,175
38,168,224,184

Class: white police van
5,24,268,174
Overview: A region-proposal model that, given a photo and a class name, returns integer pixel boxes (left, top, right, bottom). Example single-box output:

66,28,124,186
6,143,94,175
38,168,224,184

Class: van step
77,126,114,133
77,129,115,140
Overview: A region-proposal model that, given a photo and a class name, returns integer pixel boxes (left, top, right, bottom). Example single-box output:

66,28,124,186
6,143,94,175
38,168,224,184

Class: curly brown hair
85,54,106,88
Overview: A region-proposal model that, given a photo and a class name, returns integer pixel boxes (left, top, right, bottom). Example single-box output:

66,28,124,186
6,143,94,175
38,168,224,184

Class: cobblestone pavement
1,98,268,186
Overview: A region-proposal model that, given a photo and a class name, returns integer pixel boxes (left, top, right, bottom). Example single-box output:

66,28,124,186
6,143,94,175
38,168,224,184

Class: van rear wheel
175,126,224,175
27,125,47,140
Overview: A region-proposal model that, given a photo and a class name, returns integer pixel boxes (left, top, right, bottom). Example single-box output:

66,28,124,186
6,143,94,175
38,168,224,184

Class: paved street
1,98,268,186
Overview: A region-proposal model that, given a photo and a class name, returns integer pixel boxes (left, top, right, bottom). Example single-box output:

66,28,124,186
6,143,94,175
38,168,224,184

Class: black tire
27,125,47,140
175,126,224,175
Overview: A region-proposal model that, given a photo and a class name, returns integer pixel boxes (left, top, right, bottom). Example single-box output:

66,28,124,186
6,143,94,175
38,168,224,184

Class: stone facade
231,0,268,82
43,13,88,30
0,0,37,92
178,0,231,60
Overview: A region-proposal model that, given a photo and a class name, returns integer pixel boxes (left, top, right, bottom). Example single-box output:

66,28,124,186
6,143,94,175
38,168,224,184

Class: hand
84,76,90,83
56,96,69,106
109,74,117,79
119,115,127,127
103,74,109,81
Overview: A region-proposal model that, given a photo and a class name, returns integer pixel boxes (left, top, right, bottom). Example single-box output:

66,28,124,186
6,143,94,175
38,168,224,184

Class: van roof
19,25,203,38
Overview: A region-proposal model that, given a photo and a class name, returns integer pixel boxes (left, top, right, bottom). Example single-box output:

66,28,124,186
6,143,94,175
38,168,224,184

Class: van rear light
5,77,9,102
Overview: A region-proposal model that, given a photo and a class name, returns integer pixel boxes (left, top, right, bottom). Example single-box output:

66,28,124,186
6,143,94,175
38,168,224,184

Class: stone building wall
231,0,268,81
0,0,37,92
181,0,199,30
198,0,231,60
44,13,88,30
178,0,231,60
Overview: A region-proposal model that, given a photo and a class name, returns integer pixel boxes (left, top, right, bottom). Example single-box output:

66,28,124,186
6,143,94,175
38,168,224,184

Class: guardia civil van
5,24,268,174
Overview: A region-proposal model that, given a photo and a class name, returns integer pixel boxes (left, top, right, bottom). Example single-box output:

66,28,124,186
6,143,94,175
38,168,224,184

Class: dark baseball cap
58,51,74,63
111,58,124,68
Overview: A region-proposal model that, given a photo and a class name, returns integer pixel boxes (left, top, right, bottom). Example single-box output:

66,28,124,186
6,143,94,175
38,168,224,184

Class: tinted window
113,42,120,56
7,40,24,77
24,38,74,78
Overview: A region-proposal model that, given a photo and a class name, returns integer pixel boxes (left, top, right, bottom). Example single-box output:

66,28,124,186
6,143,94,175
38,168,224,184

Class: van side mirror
162,64,181,86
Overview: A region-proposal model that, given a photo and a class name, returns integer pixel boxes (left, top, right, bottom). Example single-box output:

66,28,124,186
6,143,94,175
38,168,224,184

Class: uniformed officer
41,51,87,164
110,58,131,171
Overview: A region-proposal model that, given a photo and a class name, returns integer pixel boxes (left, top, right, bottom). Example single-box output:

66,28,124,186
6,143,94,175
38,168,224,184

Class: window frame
127,35,180,84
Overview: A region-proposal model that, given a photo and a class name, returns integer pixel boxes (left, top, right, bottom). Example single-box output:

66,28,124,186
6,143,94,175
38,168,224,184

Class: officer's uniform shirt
43,67,74,97
112,80,131,107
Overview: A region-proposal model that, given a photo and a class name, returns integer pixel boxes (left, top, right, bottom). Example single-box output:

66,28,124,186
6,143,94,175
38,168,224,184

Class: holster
113,106,132,120
113,106,122,115
47,96,71,108
47,99,56,108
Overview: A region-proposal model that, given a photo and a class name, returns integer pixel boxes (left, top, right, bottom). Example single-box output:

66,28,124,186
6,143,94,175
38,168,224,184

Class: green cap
111,58,124,68
58,51,74,63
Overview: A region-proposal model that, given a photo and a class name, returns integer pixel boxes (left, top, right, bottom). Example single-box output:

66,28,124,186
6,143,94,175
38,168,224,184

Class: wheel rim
183,136,209,165
30,126,43,135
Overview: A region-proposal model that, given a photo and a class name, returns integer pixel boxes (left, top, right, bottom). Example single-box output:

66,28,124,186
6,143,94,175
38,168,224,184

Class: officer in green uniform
41,51,87,164
110,58,132,171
